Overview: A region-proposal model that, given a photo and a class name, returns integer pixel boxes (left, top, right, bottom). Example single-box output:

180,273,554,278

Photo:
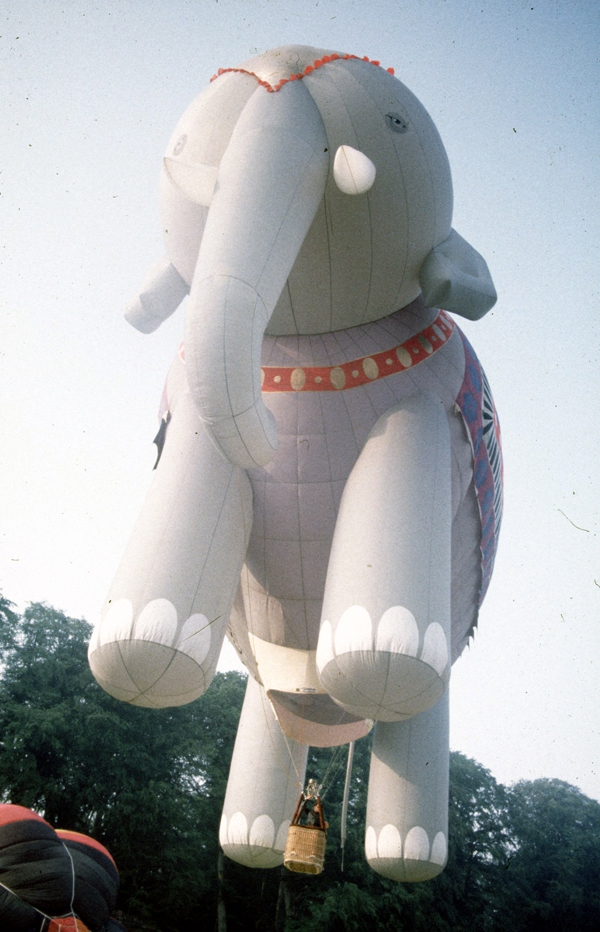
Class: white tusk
333,145,376,195
163,157,219,207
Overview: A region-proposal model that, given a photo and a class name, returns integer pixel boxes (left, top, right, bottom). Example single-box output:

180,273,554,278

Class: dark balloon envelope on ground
0,804,73,931
0,805,121,932
55,830,119,932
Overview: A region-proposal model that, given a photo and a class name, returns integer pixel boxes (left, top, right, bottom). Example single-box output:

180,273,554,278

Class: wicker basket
284,824,327,875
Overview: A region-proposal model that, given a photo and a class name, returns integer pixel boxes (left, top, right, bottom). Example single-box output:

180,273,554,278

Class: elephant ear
419,229,497,320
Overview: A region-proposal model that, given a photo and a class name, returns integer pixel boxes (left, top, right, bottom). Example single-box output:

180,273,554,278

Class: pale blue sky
2,0,600,799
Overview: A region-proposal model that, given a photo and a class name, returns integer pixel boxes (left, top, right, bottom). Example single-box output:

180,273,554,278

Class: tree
2,595,600,931
0,597,246,932
503,778,600,932
429,752,512,931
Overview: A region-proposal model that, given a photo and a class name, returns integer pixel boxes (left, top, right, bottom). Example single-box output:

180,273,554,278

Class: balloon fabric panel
56,831,119,932
0,808,73,923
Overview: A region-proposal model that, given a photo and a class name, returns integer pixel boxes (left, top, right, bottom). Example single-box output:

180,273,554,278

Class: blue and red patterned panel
456,329,503,605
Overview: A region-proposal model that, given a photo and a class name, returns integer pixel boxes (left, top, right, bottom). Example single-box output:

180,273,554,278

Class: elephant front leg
316,391,452,721
88,391,253,707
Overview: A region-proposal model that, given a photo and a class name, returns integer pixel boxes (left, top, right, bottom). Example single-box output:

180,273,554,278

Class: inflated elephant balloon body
89,46,502,882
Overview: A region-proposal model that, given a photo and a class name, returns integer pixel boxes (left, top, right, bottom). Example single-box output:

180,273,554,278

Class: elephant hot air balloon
89,45,502,882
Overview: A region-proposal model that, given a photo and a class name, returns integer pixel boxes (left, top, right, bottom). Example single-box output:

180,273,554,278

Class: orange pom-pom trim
209,53,395,91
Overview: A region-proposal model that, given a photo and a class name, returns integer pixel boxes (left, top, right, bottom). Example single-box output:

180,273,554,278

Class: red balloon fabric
47,919,90,932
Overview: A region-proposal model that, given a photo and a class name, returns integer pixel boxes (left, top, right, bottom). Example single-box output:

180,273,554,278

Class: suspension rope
59,839,77,916
319,744,346,799
340,741,355,871
261,684,303,785
0,877,77,931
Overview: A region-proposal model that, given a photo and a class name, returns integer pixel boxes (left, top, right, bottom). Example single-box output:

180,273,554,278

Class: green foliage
1,594,600,932
430,752,512,930
0,598,246,932
502,779,600,932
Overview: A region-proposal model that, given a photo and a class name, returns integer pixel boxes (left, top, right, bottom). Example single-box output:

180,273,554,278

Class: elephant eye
173,134,187,156
385,112,408,134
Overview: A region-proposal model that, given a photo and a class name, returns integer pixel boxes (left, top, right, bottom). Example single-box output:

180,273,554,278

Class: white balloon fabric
366,692,450,881
89,45,502,882
316,392,452,722
220,676,308,868
89,357,253,706
333,145,377,195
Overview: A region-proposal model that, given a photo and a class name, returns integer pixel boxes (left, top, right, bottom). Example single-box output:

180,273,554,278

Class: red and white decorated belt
260,310,454,392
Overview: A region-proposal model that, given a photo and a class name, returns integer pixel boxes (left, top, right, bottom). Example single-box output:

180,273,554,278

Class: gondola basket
284,823,327,875
284,787,327,874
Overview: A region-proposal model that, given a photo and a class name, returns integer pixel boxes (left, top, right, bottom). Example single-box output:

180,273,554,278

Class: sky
2,0,600,801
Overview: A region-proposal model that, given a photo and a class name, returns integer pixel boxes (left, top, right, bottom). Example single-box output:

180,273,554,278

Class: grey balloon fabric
90,45,503,883
419,229,497,321
124,258,189,334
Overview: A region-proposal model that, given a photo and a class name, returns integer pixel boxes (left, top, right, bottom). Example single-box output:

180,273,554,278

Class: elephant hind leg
220,676,308,868
89,391,253,707
366,691,449,882
317,391,452,721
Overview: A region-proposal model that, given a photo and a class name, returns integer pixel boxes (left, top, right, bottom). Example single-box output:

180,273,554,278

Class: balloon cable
0,877,59,930
60,839,77,916
300,693,307,786
319,745,344,798
340,741,355,872
318,700,359,798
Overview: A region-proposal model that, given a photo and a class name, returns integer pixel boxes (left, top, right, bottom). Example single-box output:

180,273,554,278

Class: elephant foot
89,597,220,707
317,606,448,720
220,677,307,868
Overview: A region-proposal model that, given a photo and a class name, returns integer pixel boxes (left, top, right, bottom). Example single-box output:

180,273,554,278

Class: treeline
0,597,599,931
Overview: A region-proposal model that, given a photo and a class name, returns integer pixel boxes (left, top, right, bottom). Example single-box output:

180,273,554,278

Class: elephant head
126,45,496,468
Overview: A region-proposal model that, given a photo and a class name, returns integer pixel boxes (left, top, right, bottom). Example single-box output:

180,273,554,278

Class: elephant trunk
184,81,329,468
